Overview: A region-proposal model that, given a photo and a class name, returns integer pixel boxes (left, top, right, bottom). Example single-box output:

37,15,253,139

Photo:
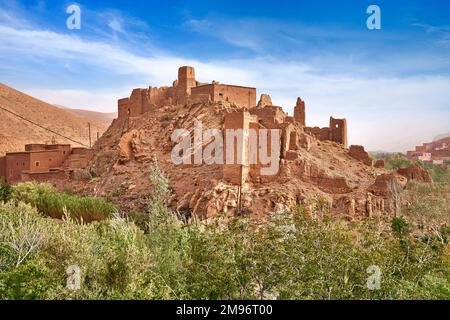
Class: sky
0,0,449,152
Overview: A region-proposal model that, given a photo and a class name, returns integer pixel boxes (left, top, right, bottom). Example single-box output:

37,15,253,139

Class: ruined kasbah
0,66,433,219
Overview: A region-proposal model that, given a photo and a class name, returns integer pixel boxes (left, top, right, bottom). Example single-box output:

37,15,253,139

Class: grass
10,182,116,222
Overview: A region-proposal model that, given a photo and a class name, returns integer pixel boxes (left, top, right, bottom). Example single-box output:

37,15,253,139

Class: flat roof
6,149,62,155
192,83,256,90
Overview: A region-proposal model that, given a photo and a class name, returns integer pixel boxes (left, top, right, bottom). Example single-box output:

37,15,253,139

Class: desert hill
434,132,450,141
55,105,117,124
0,83,110,154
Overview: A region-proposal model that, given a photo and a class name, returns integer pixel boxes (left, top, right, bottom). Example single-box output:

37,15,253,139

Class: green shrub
0,179,12,203
11,182,116,222
0,165,448,300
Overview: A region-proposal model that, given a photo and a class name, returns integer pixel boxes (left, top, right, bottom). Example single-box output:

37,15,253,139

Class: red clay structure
0,144,93,184
406,137,450,166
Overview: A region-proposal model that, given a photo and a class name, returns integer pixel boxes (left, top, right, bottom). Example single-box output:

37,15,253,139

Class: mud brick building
406,137,450,166
0,144,93,184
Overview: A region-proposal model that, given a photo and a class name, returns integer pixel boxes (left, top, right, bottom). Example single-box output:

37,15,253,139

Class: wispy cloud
0,4,449,152
412,22,450,45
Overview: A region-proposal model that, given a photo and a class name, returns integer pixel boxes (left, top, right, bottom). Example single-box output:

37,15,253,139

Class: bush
0,165,448,300
11,182,117,222
0,179,12,203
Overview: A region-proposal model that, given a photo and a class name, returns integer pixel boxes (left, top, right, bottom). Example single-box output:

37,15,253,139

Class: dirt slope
56,105,116,124
0,83,110,154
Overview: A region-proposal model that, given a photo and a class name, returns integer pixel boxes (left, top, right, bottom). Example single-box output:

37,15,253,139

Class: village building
0,144,93,184
406,137,450,166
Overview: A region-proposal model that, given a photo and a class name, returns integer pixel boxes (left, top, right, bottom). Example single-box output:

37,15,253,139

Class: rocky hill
0,83,110,154
80,100,408,220
64,66,426,220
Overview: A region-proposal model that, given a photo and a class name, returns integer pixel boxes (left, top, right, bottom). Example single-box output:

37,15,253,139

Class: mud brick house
406,137,450,166
0,144,93,184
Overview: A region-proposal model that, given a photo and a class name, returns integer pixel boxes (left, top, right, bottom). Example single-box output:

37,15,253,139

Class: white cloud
107,18,124,33
24,88,129,112
0,19,449,152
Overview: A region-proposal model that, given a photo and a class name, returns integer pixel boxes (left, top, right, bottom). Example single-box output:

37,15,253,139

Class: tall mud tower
177,66,196,104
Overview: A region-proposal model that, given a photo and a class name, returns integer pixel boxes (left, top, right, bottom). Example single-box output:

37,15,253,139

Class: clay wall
5,152,30,183
213,84,256,108
0,156,5,179
191,83,256,108
190,84,214,101
29,150,62,173
250,106,286,128
305,127,330,141
348,145,373,166
21,170,69,183
44,144,71,166
25,144,47,151
329,117,348,148
118,98,130,119
293,97,306,126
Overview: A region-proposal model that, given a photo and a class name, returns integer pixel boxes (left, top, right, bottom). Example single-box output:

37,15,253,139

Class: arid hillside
80,98,407,220
0,83,111,154
56,105,117,125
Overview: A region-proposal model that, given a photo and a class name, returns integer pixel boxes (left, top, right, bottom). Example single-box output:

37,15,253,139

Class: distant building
406,137,450,166
0,144,93,184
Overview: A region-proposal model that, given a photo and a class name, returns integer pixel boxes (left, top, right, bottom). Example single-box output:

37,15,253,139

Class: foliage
0,178,12,203
0,166,448,300
369,152,411,170
11,182,116,222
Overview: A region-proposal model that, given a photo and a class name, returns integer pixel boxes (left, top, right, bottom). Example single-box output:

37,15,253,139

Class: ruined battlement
304,117,348,148
117,66,257,119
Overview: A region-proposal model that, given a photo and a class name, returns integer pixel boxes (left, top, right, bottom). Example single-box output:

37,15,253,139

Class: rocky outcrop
257,94,273,108
397,163,432,183
348,145,373,166
374,159,385,168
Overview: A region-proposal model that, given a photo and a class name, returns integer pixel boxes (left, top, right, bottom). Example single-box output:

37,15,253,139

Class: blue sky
0,0,449,151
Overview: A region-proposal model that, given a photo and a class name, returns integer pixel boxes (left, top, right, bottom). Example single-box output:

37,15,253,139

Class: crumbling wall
329,117,348,148
257,94,272,108
250,106,287,128
305,117,347,147
397,163,432,183
0,156,5,179
293,97,306,126
348,145,373,166
305,127,331,142
21,170,69,183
